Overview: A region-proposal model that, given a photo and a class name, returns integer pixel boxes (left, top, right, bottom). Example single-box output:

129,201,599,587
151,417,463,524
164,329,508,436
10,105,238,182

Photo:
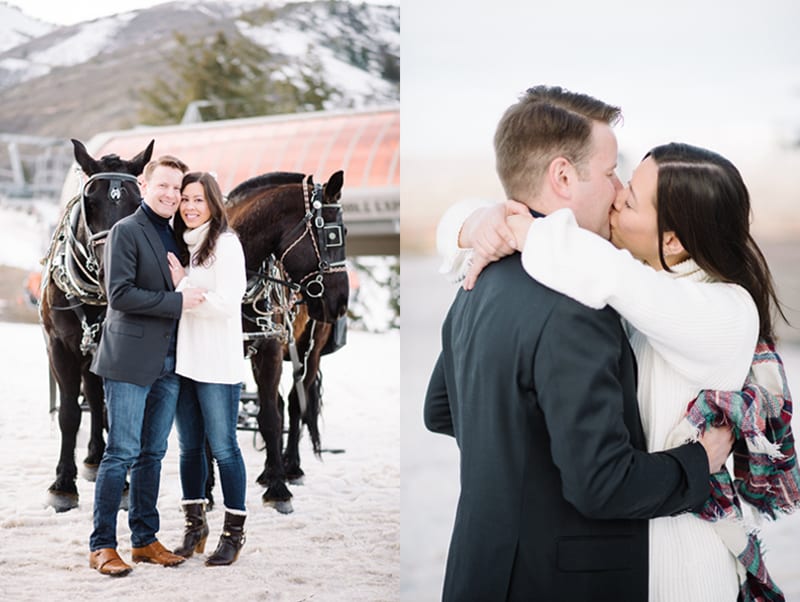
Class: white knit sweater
437,204,760,601
175,223,247,384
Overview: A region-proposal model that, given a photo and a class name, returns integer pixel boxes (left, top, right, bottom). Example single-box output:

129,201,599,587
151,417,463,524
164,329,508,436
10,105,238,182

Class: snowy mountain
239,1,400,106
0,2,55,54
0,0,399,139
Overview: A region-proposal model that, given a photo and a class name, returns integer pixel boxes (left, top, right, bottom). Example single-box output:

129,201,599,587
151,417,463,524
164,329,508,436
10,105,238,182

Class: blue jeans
175,379,246,511
89,353,180,551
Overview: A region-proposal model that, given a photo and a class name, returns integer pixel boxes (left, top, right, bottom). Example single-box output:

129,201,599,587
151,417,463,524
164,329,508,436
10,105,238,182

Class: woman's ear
662,230,686,258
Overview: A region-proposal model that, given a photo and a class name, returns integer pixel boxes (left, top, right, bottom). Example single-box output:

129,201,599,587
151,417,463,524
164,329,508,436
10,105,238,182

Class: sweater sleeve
178,233,246,320
435,198,495,283
519,208,759,389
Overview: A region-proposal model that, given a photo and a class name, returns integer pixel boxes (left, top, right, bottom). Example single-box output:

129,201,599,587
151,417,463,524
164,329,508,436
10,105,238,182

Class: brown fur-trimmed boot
205,509,246,566
173,500,209,558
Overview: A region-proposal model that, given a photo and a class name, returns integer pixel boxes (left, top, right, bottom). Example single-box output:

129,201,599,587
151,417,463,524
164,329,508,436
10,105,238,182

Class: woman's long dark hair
647,142,786,343
173,171,230,267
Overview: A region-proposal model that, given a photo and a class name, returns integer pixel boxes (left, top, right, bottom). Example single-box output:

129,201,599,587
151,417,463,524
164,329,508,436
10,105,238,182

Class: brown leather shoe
131,540,185,567
89,548,132,577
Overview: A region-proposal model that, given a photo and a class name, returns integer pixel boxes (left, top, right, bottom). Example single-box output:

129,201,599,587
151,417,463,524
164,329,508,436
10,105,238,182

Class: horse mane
227,172,305,207
97,153,125,171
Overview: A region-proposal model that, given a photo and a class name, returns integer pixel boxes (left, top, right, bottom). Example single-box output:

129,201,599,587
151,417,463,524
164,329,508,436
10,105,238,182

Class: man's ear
547,156,576,199
662,230,686,257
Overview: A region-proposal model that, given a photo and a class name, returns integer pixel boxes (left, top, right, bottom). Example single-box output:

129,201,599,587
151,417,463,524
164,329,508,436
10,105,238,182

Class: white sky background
4,0,398,26
402,0,800,238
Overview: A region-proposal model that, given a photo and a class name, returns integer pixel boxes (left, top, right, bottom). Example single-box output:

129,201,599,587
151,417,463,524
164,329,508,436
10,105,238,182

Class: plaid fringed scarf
667,340,800,602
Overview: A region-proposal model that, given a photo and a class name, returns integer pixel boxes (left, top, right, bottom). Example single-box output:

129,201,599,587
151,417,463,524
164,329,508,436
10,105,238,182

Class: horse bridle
278,174,346,299
43,171,141,355
241,175,346,351
78,172,141,275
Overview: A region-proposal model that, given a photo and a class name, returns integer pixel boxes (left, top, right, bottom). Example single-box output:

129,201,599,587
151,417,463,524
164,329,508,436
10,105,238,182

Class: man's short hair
142,155,189,180
494,85,621,202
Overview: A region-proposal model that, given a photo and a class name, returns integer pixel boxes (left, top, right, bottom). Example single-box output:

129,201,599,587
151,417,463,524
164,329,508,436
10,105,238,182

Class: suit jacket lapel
134,208,174,290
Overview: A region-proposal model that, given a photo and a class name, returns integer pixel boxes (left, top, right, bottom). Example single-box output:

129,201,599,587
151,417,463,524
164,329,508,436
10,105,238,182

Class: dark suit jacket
90,207,183,387
424,255,710,602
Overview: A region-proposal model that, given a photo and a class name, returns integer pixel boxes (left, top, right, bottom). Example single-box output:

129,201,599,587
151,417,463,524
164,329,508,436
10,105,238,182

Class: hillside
0,1,399,141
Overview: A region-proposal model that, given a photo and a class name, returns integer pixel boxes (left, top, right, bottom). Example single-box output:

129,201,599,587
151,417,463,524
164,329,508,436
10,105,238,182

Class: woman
167,171,248,566
443,143,793,601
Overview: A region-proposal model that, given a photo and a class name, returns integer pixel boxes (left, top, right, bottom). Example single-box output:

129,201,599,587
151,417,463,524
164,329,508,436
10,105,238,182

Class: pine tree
138,31,332,125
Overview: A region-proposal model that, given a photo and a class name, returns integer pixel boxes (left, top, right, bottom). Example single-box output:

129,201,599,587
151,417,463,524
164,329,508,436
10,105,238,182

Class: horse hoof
264,498,293,514
262,481,293,514
47,491,79,513
80,463,99,482
284,464,304,484
255,470,268,486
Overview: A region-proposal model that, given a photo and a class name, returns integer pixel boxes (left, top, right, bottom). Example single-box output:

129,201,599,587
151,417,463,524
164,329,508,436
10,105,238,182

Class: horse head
286,170,348,323
228,170,349,323
70,138,154,284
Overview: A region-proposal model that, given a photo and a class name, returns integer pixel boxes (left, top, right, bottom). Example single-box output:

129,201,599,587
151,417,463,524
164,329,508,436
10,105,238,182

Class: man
424,86,733,601
88,155,206,576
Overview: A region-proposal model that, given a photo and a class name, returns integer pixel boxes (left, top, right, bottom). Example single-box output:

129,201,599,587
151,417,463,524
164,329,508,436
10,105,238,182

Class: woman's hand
506,214,534,252
463,208,534,290
167,252,186,288
460,200,527,259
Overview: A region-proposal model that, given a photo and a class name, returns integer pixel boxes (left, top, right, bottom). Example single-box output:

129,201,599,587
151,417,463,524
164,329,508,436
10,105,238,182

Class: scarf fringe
744,433,785,460
667,340,799,602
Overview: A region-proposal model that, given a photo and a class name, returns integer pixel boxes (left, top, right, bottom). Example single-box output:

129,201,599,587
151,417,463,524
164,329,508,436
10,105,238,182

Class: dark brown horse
40,139,153,512
226,171,348,513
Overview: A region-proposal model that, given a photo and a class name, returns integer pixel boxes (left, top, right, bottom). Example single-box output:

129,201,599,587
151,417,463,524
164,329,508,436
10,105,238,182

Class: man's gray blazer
91,207,183,387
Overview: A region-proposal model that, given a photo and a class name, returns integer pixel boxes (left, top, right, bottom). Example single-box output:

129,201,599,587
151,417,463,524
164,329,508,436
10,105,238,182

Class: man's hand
181,287,206,311
461,200,530,290
698,424,735,473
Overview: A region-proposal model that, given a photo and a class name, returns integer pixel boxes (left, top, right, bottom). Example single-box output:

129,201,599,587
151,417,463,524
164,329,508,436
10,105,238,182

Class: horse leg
283,385,304,483
47,342,82,512
79,368,105,480
253,341,293,514
284,323,329,482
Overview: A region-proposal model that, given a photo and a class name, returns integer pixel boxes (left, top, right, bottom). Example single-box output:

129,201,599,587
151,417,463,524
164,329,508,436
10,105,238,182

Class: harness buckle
304,275,325,298
79,318,101,356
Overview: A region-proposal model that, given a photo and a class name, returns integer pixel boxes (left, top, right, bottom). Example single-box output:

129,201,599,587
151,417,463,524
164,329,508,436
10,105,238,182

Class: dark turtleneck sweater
140,200,179,353
140,200,180,258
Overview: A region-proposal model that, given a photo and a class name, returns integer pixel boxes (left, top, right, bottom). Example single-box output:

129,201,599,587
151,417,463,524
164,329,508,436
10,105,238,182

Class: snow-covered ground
0,321,399,601
0,203,399,600
0,201,55,271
